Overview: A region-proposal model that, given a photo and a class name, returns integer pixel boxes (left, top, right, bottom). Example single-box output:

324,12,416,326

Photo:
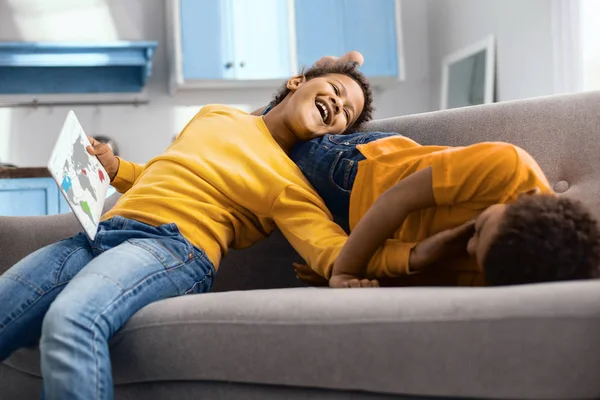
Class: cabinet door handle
224,62,233,69
239,62,245,68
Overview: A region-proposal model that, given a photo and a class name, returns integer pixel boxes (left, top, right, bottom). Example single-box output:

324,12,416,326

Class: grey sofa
2,91,600,400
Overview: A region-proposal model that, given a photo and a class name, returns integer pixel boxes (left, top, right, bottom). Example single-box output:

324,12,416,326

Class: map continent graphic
60,135,106,224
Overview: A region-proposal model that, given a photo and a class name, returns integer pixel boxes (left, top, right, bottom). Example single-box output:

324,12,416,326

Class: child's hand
409,220,476,272
329,273,379,288
293,263,328,286
313,51,364,69
87,136,120,181
294,263,380,288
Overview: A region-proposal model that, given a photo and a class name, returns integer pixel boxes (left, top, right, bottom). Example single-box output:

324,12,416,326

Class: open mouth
315,99,332,125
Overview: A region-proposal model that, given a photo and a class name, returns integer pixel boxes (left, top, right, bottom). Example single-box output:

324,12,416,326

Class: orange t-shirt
352,136,552,286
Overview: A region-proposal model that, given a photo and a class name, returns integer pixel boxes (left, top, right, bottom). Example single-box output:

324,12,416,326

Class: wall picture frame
441,35,496,110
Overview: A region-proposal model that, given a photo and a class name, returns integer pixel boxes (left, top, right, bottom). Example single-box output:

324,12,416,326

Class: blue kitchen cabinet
0,42,157,95
180,0,234,80
341,0,399,77
170,0,403,90
228,0,292,81
173,0,293,89
295,0,400,77
1,177,117,216
294,0,346,72
0,178,59,216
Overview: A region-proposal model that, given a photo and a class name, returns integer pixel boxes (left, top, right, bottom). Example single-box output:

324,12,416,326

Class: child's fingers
455,219,476,232
340,51,364,67
90,143,111,157
86,145,105,156
293,263,328,286
293,263,316,276
293,263,309,275
313,55,337,68
294,269,312,280
86,136,113,157
295,272,311,281
447,220,476,239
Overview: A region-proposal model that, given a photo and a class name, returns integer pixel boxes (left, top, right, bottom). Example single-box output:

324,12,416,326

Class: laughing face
283,73,366,140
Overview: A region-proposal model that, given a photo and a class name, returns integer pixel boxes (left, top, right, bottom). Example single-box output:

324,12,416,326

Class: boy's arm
271,185,418,282
330,167,437,287
110,157,144,193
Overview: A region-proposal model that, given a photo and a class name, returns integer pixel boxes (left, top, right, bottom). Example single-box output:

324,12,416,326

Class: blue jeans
0,216,214,400
290,131,399,232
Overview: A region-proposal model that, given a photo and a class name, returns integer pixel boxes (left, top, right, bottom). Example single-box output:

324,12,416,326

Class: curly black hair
268,62,374,133
484,194,600,286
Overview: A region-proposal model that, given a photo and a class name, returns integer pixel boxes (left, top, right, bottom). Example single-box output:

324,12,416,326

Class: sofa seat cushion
4,283,600,399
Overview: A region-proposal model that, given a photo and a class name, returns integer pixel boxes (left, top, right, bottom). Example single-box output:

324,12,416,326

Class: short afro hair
269,62,374,133
484,194,600,286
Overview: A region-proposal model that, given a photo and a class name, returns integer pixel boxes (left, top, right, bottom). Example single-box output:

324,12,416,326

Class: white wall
376,0,432,119
427,0,555,110
0,0,430,167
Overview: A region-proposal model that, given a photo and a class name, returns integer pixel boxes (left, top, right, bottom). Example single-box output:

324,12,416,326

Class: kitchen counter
0,167,116,217
0,167,51,179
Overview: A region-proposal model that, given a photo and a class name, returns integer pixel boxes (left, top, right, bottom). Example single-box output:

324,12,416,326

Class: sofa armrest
0,193,121,275
0,214,81,275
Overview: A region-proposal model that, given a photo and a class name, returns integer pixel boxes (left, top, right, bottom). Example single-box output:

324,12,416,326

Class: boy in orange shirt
289,132,600,287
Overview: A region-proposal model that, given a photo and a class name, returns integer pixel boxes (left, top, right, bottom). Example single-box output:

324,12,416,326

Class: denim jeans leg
0,233,94,361
40,235,214,400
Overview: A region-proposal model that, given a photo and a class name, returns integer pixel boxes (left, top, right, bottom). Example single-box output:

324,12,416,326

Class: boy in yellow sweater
0,61,392,400
289,132,600,288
